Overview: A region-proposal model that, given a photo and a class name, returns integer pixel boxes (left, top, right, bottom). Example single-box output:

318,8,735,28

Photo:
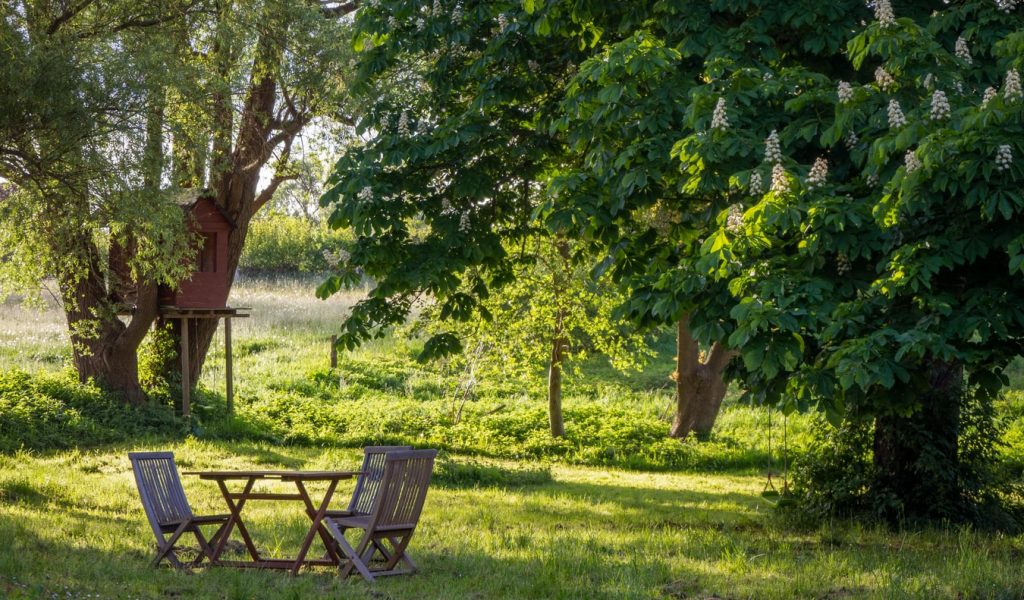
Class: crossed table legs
205,475,348,574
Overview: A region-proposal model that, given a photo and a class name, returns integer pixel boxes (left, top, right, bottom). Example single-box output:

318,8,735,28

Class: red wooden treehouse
159,195,232,308
159,192,248,418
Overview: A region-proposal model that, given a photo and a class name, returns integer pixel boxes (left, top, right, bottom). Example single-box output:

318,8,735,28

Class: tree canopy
323,0,1024,521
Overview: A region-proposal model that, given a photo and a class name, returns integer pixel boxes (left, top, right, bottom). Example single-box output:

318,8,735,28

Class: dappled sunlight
3,444,1023,598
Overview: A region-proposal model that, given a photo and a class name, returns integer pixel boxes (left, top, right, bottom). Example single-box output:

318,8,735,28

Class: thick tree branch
252,135,298,213
46,0,97,35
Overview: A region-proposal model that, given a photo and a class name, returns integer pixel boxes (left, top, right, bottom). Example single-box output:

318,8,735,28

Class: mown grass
2,442,1024,600
2,276,1024,598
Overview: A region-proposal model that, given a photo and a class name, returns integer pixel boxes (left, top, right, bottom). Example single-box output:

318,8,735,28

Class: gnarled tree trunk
669,315,736,439
60,230,159,405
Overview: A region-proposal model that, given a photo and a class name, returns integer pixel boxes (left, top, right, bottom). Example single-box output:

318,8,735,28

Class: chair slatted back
129,452,193,538
368,449,437,531
347,445,413,514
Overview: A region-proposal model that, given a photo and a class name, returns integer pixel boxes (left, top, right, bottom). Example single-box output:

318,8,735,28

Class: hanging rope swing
761,406,790,499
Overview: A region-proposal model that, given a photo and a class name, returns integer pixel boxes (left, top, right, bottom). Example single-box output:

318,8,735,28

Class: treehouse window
199,233,217,272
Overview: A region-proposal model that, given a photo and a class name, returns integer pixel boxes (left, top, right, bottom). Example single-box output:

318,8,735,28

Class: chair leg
323,520,375,581
153,522,190,568
387,536,417,572
191,526,222,567
381,534,412,572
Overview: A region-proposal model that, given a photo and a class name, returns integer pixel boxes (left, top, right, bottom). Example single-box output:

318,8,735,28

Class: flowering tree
670,0,1024,520
324,0,1024,520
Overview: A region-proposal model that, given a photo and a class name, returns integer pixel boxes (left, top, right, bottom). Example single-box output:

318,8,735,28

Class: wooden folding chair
324,449,437,581
128,451,229,568
327,445,412,519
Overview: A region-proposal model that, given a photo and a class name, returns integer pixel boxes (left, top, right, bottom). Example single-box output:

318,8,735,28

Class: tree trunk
60,231,159,405
873,357,963,522
548,335,566,437
669,315,735,439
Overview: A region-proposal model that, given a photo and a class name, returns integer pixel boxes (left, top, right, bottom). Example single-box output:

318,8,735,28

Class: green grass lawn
2,276,1024,598
2,442,1024,600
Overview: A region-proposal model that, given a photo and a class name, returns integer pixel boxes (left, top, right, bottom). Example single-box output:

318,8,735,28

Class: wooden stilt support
225,317,233,414
181,317,191,419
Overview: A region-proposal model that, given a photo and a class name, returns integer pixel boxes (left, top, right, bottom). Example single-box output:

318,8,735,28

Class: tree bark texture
873,357,963,522
669,315,735,439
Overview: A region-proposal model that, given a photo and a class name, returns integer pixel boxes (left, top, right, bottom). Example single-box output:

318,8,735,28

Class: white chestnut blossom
416,17,425,31
874,0,896,27
996,0,1018,13
711,97,730,130
433,0,442,16
845,131,859,150
1005,69,1022,101
982,86,998,107
930,90,951,120
806,157,828,189
887,99,907,128
497,13,509,31
451,4,463,21
771,163,790,194
764,129,783,163
904,150,921,173
837,80,854,103
923,73,934,90
749,171,764,196
955,37,972,65
836,252,851,275
875,66,895,91
397,111,410,135
358,186,373,202
726,204,744,233
996,144,1013,171
528,60,540,72
388,16,398,29
866,173,879,187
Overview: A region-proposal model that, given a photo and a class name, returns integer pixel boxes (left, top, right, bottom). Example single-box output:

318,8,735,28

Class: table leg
294,480,344,565
212,478,262,563
290,479,339,576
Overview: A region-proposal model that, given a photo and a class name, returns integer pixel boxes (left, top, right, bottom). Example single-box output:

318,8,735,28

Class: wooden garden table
182,470,359,575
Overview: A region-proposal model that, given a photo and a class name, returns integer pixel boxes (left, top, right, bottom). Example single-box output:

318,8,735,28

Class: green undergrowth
0,370,182,453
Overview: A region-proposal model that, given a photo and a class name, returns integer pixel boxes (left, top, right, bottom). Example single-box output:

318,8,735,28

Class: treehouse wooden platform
158,305,250,418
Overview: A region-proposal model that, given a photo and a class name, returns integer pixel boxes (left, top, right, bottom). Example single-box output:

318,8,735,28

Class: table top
182,470,361,481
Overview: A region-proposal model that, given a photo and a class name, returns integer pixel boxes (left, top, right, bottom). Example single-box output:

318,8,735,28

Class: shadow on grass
0,511,713,600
